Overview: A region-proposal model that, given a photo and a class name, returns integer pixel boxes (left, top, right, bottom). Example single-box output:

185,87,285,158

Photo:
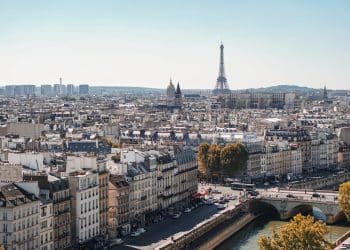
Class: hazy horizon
1,0,349,90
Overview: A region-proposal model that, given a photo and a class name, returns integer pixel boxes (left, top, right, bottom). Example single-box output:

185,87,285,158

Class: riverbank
197,213,257,250
155,200,251,250
217,216,350,250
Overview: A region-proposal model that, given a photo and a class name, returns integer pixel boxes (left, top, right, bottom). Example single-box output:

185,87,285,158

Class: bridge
250,188,343,224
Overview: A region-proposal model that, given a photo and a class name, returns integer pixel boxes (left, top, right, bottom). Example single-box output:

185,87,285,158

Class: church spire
176,82,181,94
323,85,328,100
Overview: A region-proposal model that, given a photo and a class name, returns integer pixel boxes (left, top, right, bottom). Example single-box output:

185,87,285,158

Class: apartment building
242,138,264,180
119,149,158,227
311,132,339,171
67,171,99,246
0,183,40,250
155,152,177,210
38,191,54,250
96,159,109,238
108,175,130,238
261,142,302,179
23,174,71,250
172,147,198,205
265,129,311,173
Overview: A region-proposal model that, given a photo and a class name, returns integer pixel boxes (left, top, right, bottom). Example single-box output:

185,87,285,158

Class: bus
230,182,255,191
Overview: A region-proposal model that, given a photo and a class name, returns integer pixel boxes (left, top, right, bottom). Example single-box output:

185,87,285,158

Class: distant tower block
212,43,231,95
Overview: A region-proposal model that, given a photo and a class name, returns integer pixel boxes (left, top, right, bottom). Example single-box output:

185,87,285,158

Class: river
217,210,350,250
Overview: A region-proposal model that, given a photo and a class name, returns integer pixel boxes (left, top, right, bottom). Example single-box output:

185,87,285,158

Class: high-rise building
67,84,74,96
78,84,89,95
41,84,52,96
212,43,231,96
5,85,35,96
53,84,61,96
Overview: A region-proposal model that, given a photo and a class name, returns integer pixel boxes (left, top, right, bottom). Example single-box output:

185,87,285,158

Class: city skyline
1,0,349,89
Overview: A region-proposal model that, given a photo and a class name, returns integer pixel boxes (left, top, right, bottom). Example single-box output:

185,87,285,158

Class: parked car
137,228,146,234
229,195,237,200
216,203,225,210
286,194,296,199
205,199,214,205
110,238,124,246
131,231,141,237
312,193,320,198
184,208,191,213
172,213,181,219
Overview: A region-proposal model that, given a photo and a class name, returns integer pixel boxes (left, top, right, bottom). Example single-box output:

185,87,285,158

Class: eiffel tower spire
213,43,231,95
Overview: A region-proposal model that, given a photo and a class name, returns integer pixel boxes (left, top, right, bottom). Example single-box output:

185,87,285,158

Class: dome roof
167,78,175,91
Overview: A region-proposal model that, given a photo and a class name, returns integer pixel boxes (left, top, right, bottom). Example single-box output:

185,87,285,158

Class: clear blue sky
0,0,349,89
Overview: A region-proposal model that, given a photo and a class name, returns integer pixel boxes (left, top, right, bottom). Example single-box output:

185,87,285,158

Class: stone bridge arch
253,198,343,224
285,204,313,219
248,199,281,218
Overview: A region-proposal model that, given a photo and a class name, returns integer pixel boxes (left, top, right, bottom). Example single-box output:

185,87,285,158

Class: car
229,195,237,200
172,213,181,219
216,203,225,210
248,190,259,196
110,238,124,246
137,228,146,234
312,193,320,198
211,190,222,194
205,199,214,205
184,208,191,213
131,231,141,237
286,194,296,199
219,199,225,204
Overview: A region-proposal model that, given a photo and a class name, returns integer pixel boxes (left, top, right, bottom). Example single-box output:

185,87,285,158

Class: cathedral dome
166,79,175,99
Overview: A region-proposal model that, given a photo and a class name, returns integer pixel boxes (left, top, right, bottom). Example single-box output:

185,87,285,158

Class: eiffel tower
212,43,231,95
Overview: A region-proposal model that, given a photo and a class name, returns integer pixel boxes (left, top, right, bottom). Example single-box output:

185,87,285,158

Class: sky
0,0,349,90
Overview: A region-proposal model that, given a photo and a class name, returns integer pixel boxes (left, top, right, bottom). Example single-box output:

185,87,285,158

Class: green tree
220,143,248,177
207,144,222,176
339,181,350,221
198,143,210,175
258,214,332,250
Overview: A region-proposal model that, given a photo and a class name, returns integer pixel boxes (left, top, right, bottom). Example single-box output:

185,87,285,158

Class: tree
198,143,210,175
220,143,248,177
207,144,222,176
258,214,332,250
339,181,350,221
111,154,121,163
